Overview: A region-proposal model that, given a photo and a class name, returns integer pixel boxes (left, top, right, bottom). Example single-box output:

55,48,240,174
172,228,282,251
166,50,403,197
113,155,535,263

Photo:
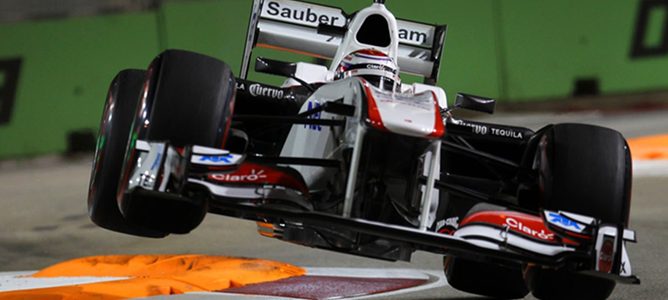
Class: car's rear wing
240,0,447,85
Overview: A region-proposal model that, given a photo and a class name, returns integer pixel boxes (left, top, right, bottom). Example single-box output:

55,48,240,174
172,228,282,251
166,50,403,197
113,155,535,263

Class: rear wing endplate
241,0,447,85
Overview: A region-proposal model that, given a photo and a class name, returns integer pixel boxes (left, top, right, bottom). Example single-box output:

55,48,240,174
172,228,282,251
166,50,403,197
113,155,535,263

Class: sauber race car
88,0,639,299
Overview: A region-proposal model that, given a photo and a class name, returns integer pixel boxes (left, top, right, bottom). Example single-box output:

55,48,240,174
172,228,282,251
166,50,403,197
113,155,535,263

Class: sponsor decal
458,121,524,139
150,152,162,171
210,169,267,182
445,216,459,229
435,216,459,234
506,217,555,241
304,100,322,131
139,175,154,189
366,64,385,71
398,28,428,45
548,212,582,230
460,121,489,135
460,211,556,241
490,127,523,139
208,162,309,195
359,63,398,75
396,20,434,47
621,261,628,274
249,83,284,99
598,238,614,273
199,154,234,164
264,0,342,26
262,0,433,47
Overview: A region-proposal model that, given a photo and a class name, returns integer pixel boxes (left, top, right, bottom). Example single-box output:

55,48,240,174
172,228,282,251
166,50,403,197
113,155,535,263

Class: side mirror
255,57,314,92
454,93,496,114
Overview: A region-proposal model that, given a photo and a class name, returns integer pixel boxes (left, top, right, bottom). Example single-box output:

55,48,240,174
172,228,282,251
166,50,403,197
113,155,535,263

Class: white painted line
304,267,431,279
0,272,127,292
633,160,668,177
0,271,33,277
143,293,296,299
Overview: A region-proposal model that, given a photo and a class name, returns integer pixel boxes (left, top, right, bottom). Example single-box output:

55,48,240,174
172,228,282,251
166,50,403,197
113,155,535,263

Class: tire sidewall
88,69,166,238
116,50,236,234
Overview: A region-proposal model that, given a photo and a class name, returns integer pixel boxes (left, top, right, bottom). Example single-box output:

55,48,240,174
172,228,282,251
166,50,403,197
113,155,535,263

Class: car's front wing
124,140,639,285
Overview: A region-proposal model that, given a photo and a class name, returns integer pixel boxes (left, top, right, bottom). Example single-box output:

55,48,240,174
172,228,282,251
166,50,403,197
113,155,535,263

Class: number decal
630,0,668,58
0,58,22,126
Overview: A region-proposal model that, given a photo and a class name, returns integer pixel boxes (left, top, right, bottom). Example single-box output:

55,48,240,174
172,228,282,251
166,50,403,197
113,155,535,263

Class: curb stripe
0,255,304,299
222,275,427,300
628,134,668,160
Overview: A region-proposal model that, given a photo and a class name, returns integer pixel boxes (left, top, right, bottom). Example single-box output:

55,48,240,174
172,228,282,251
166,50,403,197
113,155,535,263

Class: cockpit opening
356,14,391,47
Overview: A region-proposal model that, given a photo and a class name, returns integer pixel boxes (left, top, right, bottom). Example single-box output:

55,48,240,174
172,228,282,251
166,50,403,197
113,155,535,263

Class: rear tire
118,50,236,234
526,123,632,300
87,69,167,238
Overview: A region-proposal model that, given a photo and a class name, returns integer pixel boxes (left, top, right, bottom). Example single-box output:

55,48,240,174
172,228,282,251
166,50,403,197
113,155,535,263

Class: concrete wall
0,0,667,158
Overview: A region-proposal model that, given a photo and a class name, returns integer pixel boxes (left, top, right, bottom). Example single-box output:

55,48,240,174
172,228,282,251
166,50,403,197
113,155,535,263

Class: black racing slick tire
117,50,236,234
87,69,167,238
525,266,616,300
526,123,632,300
134,50,236,148
538,123,631,225
444,203,529,299
444,256,529,299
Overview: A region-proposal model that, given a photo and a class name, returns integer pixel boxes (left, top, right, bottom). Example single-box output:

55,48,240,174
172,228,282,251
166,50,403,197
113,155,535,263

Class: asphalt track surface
1,109,667,299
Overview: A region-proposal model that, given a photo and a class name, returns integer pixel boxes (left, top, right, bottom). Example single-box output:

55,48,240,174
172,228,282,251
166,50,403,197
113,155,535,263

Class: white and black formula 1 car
88,0,639,299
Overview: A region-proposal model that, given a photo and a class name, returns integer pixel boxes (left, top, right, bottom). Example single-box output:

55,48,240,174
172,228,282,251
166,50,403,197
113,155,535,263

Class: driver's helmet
334,48,400,91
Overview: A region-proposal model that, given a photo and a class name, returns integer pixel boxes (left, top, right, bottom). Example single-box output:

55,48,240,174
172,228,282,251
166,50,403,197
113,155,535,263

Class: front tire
87,69,167,238
443,204,529,299
117,50,236,234
526,123,632,300
444,256,529,299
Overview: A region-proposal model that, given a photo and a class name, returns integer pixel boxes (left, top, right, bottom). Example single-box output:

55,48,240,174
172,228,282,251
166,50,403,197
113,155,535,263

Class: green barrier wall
499,0,668,100
0,0,666,159
0,12,160,159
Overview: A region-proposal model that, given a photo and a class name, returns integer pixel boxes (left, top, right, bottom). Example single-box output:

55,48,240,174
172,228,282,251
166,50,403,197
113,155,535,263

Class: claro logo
210,169,267,182
249,83,284,99
506,217,554,240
